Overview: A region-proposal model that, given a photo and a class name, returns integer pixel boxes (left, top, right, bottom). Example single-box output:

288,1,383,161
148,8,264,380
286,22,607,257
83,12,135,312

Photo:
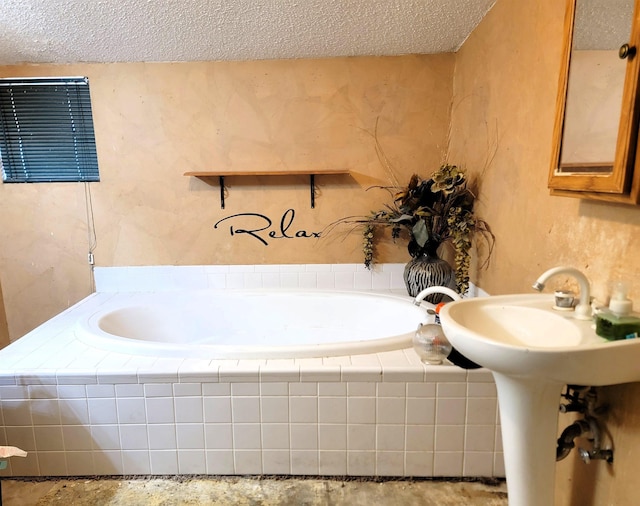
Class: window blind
0,76,100,183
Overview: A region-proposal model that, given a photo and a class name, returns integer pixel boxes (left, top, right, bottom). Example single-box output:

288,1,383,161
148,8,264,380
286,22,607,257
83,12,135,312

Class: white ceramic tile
38,451,68,476
120,424,149,450
353,272,372,290
91,425,120,450
494,452,505,477
176,424,205,449
433,451,463,476
203,382,232,396
435,425,465,454
148,424,177,450
319,450,347,475
437,383,468,398
261,396,289,423
93,450,123,475
30,399,61,425
377,383,406,397
0,385,29,399
347,382,376,397
436,398,466,425
206,450,234,474
145,397,175,424
117,398,147,424
173,383,202,397
261,423,290,450
86,384,115,398
178,450,206,474
290,397,318,423
280,272,300,288
466,398,498,425
62,425,93,451
204,424,233,449
318,397,346,424
377,397,406,425
115,384,144,397
56,385,87,399
376,425,405,451
290,450,318,475
261,272,281,289
5,426,36,452
376,451,405,476
467,382,497,398
289,383,317,396
405,398,436,428
347,424,375,451
66,451,96,476
407,382,436,398
175,397,204,423
28,384,58,399
203,397,232,423
316,272,335,289
342,367,382,383
290,424,318,450
463,452,495,477
144,383,173,397
260,382,288,396
371,272,392,289
207,273,227,289
347,451,375,476
150,450,179,474
33,426,65,451
232,396,260,423
262,450,290,474
243,272,263,289
405,425,434,452
88,398,118,425
298,272,317,289
465,425,496,452
318,424,346,451
347,397,375,424
234,450,262,474
318,382,346,396
405,451,434,476
233,423,262,450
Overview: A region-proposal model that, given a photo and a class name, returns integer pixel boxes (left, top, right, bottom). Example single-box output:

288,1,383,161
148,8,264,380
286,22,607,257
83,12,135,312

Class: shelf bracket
219,175,225,209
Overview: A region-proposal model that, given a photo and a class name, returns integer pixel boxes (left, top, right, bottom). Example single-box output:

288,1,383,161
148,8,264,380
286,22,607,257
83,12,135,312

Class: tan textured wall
0,55,453,339
450,0,640,504
0,279,9,348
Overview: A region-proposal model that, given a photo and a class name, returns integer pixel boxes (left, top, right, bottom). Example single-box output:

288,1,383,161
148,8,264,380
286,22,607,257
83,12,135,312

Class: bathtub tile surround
0,264,500,478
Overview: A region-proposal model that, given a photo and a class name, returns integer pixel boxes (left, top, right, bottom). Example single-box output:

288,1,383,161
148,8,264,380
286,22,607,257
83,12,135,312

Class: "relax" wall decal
214,209,322,246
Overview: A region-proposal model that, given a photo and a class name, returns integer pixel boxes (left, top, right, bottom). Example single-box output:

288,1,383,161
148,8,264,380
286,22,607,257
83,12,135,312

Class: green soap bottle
594,282,640,341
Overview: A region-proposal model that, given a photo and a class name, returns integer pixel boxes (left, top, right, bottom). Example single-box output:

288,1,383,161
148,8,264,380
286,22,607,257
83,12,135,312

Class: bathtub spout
413,286,461,306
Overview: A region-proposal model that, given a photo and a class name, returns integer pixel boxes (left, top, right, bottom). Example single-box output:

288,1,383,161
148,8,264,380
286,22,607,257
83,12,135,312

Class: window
0,76,99,183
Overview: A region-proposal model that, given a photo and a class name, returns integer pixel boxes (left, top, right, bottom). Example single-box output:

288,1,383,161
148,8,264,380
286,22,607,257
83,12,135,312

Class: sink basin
439,293,640,386
439,293,640,506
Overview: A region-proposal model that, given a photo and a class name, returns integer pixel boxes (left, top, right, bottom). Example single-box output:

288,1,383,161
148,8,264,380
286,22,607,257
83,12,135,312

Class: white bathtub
75,289,429,359
0,265,503,479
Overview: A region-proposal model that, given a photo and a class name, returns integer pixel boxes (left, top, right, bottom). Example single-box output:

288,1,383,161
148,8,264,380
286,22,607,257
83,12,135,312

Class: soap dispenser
594,282,640,340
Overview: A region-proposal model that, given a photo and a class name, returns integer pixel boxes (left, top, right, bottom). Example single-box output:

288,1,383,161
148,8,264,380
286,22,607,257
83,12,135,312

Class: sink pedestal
493,373,564,506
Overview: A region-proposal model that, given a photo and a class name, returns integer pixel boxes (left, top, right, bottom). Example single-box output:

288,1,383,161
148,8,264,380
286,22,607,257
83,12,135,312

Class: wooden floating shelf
184,170,351,209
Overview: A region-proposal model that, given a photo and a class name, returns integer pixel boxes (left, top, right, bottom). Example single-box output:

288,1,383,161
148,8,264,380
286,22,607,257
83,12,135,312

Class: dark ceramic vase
403,252,458,304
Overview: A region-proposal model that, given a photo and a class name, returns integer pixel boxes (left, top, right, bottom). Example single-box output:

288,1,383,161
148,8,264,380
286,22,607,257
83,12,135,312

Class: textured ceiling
0,0,496,65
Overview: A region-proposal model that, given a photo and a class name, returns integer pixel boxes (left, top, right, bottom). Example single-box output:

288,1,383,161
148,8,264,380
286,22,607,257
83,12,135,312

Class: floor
1,477,508,505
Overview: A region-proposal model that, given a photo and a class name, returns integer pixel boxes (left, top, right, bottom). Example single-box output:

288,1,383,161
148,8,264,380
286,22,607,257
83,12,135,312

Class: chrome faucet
532,266,592,320
413,286,461,305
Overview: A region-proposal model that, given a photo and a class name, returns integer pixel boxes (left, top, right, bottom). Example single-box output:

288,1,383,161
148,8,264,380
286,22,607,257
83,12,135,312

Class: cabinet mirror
549,0,640,204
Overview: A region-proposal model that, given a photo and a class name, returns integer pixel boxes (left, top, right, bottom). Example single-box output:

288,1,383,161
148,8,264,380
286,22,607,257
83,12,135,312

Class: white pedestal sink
439,294,640,506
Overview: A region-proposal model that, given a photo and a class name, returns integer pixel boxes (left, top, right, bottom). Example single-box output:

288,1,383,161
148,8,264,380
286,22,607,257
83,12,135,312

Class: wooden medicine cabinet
549,0,640,204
